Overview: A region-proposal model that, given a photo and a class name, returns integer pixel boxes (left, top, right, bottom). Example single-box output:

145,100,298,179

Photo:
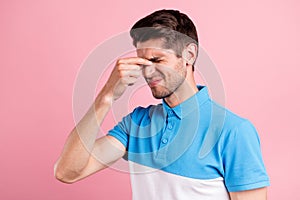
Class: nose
142,64,156,78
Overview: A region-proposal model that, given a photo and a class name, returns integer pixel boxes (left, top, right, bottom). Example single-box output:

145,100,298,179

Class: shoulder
128,104,163,125
209,100,250,131
207,100,260,145
207,101,261,153
198,100,253,158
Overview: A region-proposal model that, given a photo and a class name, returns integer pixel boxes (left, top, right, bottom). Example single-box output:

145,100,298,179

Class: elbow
55,170,77,184
54,163,81,184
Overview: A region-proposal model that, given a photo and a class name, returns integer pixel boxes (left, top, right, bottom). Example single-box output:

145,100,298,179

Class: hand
102,57,152,101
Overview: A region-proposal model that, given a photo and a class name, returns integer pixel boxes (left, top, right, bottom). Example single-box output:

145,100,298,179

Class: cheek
154,59,185,78
152,64,167,77
177,60,187,74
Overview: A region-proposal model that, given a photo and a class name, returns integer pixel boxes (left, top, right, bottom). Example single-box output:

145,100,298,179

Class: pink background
1,0,299,199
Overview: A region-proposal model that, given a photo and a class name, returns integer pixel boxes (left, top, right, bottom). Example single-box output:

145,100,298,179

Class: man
54,9,270,199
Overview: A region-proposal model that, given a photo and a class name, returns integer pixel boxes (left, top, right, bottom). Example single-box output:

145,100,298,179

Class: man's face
136,39,187,99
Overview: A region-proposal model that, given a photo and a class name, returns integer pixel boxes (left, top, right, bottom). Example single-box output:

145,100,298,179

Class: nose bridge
143,64,155,78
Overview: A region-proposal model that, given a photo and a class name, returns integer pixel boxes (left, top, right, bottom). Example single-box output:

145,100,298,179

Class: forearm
55,88,113,180
54,57,149,182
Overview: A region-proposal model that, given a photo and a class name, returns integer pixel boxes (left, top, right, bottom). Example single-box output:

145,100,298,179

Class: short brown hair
130,9,198,59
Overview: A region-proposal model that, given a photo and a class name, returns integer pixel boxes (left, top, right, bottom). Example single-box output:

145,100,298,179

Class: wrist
95,91,113,109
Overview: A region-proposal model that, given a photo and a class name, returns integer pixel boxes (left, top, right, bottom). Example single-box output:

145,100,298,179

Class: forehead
136,38,176,58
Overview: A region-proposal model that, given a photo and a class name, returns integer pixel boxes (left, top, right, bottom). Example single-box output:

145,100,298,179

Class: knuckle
120,79,127,85
117,66,122,72
117,63,123,69
116,59,123,65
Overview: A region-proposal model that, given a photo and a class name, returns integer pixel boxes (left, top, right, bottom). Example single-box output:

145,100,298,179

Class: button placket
167,123,173,129
156,109,176,160
160,115,174,146
162,138,168,144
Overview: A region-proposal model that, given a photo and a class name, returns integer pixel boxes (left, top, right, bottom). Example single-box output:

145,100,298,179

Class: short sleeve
222,120,270,192
107,114,131,149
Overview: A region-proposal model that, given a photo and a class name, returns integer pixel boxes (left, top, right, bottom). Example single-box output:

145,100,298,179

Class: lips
148,79,162,88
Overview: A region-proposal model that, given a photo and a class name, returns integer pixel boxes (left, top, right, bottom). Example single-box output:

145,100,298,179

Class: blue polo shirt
108,85,270,199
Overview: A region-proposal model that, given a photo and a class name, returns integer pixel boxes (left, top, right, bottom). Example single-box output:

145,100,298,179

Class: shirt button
162,138,168,144
167,124,173,129
168,110,173,116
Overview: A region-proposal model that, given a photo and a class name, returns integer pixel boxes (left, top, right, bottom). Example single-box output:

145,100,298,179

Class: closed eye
149,57,162,63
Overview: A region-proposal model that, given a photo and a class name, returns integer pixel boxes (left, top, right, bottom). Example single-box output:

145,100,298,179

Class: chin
151,88,172,99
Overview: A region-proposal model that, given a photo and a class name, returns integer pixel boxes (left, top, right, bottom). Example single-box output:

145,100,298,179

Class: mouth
148,79,162,88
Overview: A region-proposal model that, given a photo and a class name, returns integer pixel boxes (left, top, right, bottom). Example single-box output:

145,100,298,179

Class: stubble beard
150,62,187,99
151,85,173,99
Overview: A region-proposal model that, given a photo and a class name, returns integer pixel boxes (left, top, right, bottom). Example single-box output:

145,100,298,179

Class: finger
121,77,139,85
118,64,142,70
120,69,142,78
118,57,152,66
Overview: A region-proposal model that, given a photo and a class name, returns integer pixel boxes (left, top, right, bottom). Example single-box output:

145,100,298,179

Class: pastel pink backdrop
1,0,299,199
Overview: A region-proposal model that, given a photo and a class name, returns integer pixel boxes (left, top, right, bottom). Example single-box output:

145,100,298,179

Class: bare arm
54,57,152,183
229,187,267,200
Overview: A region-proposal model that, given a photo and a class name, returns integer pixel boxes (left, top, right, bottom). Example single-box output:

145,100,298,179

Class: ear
182,43,197,66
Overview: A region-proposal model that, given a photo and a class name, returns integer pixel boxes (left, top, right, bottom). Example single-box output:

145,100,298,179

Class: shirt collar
162,85,210,119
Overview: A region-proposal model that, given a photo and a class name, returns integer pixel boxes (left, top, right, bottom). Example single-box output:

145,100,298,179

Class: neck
164,71,198,108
